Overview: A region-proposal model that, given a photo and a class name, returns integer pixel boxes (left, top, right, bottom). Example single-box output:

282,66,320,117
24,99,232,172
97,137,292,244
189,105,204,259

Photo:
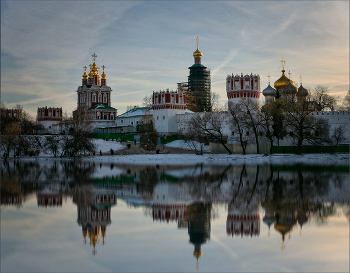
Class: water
1,160,349,272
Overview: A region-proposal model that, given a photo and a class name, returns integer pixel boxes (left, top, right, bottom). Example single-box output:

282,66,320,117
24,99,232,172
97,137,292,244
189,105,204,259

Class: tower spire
300,74,302,85
268,73,271,85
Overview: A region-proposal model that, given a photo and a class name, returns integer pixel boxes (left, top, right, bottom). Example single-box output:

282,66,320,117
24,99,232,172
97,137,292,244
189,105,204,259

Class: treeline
1,106,95,158
183,86,348,155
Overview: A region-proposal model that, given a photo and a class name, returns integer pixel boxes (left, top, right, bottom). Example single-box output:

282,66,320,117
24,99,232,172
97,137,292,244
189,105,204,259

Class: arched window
98,94,102,103
92,93,96,102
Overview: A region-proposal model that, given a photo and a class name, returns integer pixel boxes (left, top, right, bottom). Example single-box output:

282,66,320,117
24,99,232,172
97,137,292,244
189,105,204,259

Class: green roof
89,104,116,110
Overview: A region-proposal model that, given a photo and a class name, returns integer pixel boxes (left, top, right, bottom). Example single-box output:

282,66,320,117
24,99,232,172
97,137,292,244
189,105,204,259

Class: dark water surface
1,160,349,272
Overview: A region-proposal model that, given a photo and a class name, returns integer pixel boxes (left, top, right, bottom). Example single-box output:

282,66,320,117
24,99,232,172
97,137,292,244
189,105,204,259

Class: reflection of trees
138,167,158,203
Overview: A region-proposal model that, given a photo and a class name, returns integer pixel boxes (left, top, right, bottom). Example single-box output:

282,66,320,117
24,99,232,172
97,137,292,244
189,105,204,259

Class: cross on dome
268,73,271,84
92,53,97,62
196,36,199,48
300,74,302,85
288,70,291,78
281,57,285,70
102,65,106,70
83,66,87,71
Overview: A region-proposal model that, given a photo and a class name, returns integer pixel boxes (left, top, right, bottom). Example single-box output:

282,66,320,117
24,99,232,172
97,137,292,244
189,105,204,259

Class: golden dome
91,62,98,75
82,71,88,80
193,250,202,258
274,70,294,90
193,47,202,58
88,71,94,79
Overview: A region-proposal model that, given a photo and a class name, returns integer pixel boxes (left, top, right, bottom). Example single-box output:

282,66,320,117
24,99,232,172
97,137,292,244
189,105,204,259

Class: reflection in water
1,160,349,263
73,186,116,255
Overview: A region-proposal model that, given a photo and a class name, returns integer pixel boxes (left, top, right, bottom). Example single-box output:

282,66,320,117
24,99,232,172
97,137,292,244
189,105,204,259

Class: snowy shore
1,139,348,166
7,153,349,166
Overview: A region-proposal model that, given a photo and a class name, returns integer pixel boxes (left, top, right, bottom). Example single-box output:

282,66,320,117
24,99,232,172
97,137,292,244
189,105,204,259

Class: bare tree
0,122,21,157
139,110,158,151
339,90,350,111
44,135,61,157
182,118,209,155
188,112,232,154
228,101,248,155
239,98,262,154
62,106,95,157
311,85,338,111
331,125,348,148
142,95,153,107
259,102,276,154
282,97,331,154
210,92,222,112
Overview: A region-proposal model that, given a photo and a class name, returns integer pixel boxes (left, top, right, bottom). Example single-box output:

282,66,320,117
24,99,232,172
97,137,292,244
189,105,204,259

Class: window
163,116,165,119
131,122,133,125
234,81,240,88
92,94,96,102
103,95,107,103
121,120,123,123
246,131,249,136
245,81,250,87
98,95,102,103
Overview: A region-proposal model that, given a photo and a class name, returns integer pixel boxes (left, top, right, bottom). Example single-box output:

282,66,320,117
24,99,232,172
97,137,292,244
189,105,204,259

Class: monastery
36,39,350,147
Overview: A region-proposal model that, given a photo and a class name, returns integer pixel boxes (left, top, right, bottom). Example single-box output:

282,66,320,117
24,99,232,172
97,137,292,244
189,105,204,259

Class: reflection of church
37,184,62,207
226,208,260,238
73,187,116,255
186,202,211,271
152,183,187,226
151,182,211,270
262,200,309,252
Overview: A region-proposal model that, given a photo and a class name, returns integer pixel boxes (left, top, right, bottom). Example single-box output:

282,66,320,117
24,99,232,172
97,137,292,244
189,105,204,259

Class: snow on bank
75,153,349,166
92,139,125,154
165,140,210,152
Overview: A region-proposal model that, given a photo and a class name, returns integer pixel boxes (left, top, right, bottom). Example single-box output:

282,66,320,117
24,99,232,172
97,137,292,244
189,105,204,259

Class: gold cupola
92,62,98,75
82,66,88,80
193,36,203,58
274,58,294,90
88,64,93,79
101,65,106,79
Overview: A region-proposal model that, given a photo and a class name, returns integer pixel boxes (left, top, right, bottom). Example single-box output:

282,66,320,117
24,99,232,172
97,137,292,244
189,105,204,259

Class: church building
76,53,117,128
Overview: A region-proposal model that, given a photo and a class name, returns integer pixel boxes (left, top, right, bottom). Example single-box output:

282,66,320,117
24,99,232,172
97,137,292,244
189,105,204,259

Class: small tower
101,65,107,86
88,64,94,85
82,66,88,86
152,89,187,134
187,37,211,112
226,72,260,105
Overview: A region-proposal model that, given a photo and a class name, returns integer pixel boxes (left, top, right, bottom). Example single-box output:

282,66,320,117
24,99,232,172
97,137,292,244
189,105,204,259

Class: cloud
211,50,238,77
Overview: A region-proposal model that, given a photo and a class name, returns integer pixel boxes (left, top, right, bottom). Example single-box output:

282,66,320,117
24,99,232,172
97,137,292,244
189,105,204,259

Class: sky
1,1,349,117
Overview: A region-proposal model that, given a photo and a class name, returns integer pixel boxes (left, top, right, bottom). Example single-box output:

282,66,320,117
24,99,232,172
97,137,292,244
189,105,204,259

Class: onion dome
101,66,106,79
274,70,294,90
82,70,88,80
193,47,202,58
193,246,202,271
283,82,297,95
297,84,309,96
262,84,277,97
91,62,98,75
88,70,94,79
